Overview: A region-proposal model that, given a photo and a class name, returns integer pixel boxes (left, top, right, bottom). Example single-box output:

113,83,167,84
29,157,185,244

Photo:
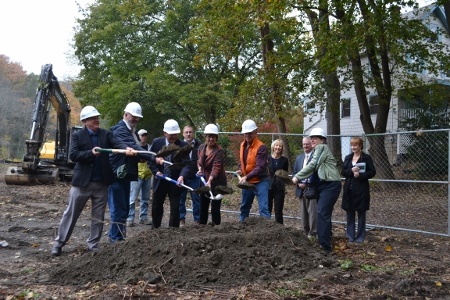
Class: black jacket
69,127,128,187
149,137,191,191
341,152,376,211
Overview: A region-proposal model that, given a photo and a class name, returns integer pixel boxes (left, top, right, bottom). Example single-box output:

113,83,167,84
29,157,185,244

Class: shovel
155,144,180,157
173,143,193,162
94,148,184,169
155,174,211,194
196,174,224,200
274,169,295,185
233,173,256,190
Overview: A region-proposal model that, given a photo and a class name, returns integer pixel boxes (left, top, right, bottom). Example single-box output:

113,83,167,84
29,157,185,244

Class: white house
303,4,450,161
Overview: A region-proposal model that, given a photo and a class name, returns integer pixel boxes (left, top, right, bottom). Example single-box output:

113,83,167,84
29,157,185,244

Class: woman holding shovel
197,124,227,225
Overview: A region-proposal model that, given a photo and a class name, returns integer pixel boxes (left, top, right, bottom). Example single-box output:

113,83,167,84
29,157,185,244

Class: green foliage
360,263,377,272
340,259,354,270
275,287,303,297
74,0,234,131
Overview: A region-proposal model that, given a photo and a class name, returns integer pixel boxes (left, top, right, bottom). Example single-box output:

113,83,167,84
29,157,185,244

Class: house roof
407,4,449,33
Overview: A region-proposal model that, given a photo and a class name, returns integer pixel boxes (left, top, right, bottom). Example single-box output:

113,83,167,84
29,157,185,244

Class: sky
0,0,94,80
0,0,436,80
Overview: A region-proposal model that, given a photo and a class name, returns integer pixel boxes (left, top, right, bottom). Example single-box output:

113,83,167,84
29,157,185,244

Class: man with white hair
107,102,163,243
51,106,134,256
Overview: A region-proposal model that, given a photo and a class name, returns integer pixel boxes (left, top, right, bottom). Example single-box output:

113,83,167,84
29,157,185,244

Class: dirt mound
49,217,331,288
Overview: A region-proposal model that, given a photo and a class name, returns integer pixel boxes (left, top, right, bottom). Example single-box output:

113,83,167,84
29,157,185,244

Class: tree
0,55,36,159
73,0,234,133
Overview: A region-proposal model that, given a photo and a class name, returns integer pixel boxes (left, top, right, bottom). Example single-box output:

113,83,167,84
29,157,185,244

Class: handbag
304,183,318,199
302,150,322,200
116,163,128,179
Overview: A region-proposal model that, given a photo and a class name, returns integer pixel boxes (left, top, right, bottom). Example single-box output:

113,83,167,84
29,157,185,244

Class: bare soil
0,163,450,299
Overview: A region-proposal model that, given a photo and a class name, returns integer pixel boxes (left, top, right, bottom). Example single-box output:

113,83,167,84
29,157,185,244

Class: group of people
51,104,376,257
291,129,376,253
238,123,376,254
51,102,229,256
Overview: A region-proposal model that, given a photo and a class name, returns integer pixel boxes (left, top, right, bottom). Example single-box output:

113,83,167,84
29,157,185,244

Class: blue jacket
109,120,156,181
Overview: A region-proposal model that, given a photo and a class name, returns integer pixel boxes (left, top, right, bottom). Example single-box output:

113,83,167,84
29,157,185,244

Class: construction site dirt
0,163,449,299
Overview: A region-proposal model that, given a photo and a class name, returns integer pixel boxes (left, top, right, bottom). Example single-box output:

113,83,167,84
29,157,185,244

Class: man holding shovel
51,106,134,256
108,102,164,243
149,119,191,228
237,119,271,222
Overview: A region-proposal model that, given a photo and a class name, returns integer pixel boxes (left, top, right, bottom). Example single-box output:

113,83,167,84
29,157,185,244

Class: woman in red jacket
197,124,227,225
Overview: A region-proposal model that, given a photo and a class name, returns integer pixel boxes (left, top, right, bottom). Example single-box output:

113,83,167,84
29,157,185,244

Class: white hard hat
163,119,180,134
241,119,258,133
80,106,101,121
124,102,143,118
309,128,327,138
204,124,219,135
138,129,148,135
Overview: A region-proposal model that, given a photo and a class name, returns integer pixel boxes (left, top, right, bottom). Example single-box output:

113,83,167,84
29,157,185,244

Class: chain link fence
196,129,450,236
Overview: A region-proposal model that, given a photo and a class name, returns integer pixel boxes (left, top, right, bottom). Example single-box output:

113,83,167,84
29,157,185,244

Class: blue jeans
179,176,200,221
316,181,341,251
108,179,130,241
127,178,152,222
239,178,271,221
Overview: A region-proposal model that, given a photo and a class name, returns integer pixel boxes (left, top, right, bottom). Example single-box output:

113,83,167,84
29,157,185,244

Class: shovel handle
95,148,160,155
155,174,193,191
197,174,215,199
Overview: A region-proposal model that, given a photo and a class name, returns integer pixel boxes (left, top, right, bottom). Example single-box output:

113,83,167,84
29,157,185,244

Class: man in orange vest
236,119,271,222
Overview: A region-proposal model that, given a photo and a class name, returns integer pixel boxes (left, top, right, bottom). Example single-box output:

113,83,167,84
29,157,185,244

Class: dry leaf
384,245,393,252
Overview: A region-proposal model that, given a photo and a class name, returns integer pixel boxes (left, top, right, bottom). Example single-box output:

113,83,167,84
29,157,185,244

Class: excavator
5,64,81,185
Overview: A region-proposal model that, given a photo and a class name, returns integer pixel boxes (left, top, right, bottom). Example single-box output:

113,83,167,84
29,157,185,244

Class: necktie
90,132,98,146
131,128,140,144
303,154,309,168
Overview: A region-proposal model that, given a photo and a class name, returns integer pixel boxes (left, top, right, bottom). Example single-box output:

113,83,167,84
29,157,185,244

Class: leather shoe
51,246,62,256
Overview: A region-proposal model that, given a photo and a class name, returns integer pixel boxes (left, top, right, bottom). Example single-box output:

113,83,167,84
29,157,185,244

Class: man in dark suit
51,106,134,256
179,125,201,226
292,136,317,238
149,119,191,228
107,102,163,243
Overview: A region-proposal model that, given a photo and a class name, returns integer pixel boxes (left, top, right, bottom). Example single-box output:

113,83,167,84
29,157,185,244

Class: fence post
448,130,450,236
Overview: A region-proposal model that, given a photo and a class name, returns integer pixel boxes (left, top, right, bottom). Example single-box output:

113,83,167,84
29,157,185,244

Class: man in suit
107,102,163,243
51,106,134,256
292,136,317,238
149,119,191,228
179,125,201,226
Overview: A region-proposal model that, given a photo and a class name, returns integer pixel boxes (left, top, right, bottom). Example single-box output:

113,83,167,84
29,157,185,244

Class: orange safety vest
239,137,265,184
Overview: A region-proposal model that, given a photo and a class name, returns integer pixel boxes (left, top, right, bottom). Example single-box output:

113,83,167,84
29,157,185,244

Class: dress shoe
51,246,62,256
139,219,152,225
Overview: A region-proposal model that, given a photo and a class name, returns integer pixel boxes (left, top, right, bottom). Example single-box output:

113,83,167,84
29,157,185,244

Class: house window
429,24,442,42
304,101,316,112
406,54,425,74
369,95,379,115
441,66,450,78
341,98,350,118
